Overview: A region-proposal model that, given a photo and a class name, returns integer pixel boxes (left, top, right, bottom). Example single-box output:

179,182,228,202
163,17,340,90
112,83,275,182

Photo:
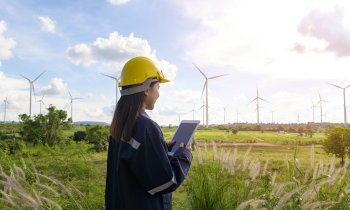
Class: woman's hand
167,141,176,151
180,142,192,152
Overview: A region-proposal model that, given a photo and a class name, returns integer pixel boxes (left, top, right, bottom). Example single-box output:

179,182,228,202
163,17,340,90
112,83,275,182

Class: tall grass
177,141,350,210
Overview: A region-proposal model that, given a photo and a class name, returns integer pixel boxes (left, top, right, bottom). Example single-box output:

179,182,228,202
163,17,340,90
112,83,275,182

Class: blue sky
2,0,350,125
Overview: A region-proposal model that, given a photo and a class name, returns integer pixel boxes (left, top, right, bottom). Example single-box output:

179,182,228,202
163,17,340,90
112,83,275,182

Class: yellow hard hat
119,56,170,87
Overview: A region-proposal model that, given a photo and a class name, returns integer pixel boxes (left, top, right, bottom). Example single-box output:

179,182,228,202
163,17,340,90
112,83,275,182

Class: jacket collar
141,109,150,119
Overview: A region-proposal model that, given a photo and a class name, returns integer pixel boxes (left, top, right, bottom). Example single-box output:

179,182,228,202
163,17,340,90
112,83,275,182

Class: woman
105,56,193,210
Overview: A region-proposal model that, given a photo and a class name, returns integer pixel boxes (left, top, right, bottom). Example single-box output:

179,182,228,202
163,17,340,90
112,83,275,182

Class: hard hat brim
160,78,170,83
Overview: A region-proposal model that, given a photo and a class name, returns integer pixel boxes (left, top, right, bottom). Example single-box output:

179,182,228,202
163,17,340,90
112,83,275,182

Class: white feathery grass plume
311,144,314,168
275,182,295,198
31,162,40,183
204,141,207,153
237,199,255,210
332,167,342,180
222,162,234,175
324,163,329,175
252,163,261,182
67,180,87,199
317,160,324,177
275,186,306,209
262,159,269,176
242,147,251,169
33,173,72,196
242,156,251,172
286,154,290,170
194,144,203,164
232,147,238,167
270,182,294,198
301,201,337,210
338,168,346,184
21,158,27,170
34,183,60,197
13,164,25,179
0,190,19,208
40,196,62,210
250,199,266,209
220,148,225,163
224,150,231,163
13,174,42,206
271,171,277,187
303,168,310,185
248,158,257,170
0,163,3,174
329,155,335,176
212,140,217,160
245,180,250,187
236,164,241,171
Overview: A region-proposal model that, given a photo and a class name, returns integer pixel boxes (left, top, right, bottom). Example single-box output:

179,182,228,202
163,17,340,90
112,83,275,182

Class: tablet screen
170,122,198,153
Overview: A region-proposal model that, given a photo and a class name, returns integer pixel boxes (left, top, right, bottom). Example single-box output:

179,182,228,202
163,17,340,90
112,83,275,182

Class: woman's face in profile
144,82,160,110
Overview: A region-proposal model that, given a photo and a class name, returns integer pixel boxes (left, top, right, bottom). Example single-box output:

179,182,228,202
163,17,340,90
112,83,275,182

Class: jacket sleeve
125,127,193,195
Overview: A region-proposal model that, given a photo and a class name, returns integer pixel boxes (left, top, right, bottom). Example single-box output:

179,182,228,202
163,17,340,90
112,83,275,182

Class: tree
323,127,350,164
19,105,72,146
306,124,312,130
256,125,261,131
288,127,296,133
74,131,86,141
85,124,109,152
298,126,304,137
305,129,314,138
232,129,238,134
168,124,173,129
278,126,285,132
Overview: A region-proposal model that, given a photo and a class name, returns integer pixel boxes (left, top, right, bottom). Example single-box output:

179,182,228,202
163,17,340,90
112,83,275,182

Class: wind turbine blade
318,91,321,99
42,92,45,100
200,81,207,100
73,98,83,100
208,74,229,79
311,99,314,106
247,98,257,106
345,84,350,89
259,98,271,103
32,83,36,101
33,70,46,82
193,63,207,79
309,106,313,110
225,104,229,109
42,101,46,107
322,100,331,103
326,82,342,89
101,73,117,80
20,75,31,81
6,101,11,106
315,100,321,106
68,91,72,98
197,106,204,111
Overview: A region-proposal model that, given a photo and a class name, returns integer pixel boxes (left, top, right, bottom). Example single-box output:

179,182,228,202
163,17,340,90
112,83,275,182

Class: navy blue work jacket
105,110,193,210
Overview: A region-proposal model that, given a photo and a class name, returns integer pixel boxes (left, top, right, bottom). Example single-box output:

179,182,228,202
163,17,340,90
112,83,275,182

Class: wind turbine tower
247,85,270,124
20,70,46,117
68,91,83,122
326,82,350,127
36,92,46,114
315,91,330,124
101,73,120,104
295,112,301,124
222,104,229,124
2,96,11,124
236,110,241,123
269,110,277,123
177,113,184,125
190,105,197,120
309,100,318,123
323,111,328,123
198,100,205,127
194,64,229,128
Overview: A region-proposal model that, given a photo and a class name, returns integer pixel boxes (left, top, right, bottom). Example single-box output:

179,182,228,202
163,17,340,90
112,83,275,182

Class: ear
144,86,151,96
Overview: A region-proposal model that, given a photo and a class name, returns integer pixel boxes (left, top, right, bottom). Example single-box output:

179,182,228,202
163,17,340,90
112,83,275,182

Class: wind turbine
323,111,328,122
247,85,270,124
222,104,229,124
177,113,184,125
36,92,46,114
236,110,241,123
2,95,11,124
68,91,83,122
315,91,330,124
198,100,212,127
194,64,229,128
295,112,301,124
20,70,46,116
190,105,197,120
309,99,318,123
326,82,350,127
269,110,277,123
101,73,120,104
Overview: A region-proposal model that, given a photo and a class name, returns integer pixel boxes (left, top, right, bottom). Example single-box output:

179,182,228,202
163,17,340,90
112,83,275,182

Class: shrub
5,139,26,155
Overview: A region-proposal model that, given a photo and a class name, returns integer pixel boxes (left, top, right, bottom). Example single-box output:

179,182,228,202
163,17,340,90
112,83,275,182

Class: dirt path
244,132,264,141
197,142,321,148
198,142,283,147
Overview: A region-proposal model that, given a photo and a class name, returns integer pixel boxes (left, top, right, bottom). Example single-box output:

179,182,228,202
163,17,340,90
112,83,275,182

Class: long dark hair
110,81,158,143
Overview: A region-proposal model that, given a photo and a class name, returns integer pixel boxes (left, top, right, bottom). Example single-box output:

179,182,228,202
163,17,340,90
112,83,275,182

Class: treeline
0,123,21,134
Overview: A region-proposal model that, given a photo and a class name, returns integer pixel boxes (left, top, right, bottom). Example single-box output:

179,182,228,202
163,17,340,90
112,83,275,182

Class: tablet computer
168,120,200,156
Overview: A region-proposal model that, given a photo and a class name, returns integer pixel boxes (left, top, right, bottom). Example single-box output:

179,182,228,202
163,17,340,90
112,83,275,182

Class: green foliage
278,126,284,131
323,127,350,164
298,126,304,137
232,129,238,134
5,139,26,155
74,130,86,141
19,105,72,146
85,124,109,152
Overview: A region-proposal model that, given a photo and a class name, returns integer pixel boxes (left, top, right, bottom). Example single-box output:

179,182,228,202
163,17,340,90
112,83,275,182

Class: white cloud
87,93,93,98
37,16,56,34
65,32,177,82
107,0,131,5
0,20,16,60
158,106,189,116
84,107,105,118
37,78,68,96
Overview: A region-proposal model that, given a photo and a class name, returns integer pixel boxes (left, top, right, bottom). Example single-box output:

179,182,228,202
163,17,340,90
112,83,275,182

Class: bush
73,130,86,141
5,139,26,155
232,129,238,134
0,140,8,151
